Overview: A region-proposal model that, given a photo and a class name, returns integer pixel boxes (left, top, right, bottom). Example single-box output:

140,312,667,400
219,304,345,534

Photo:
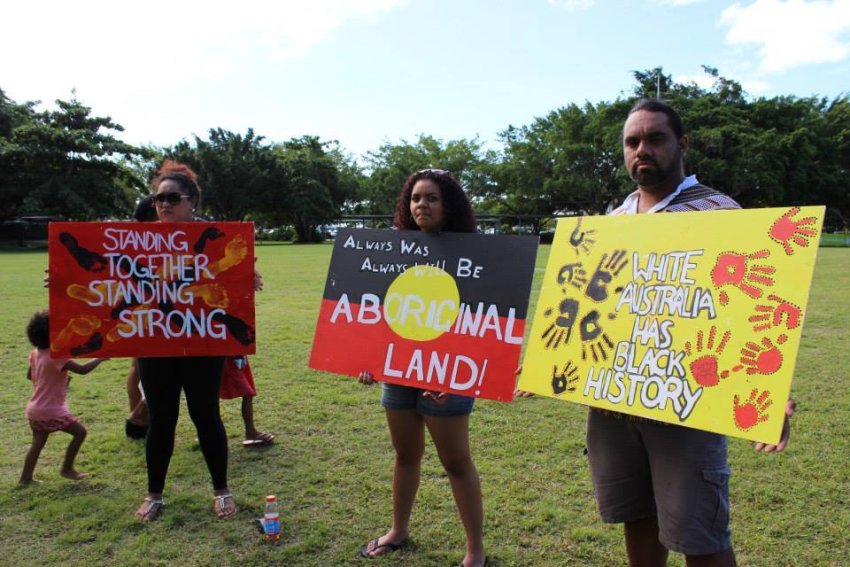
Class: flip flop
242,432,275,446
359,536,405,558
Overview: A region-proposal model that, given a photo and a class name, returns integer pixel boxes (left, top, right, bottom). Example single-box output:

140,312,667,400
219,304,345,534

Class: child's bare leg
241,396,256,438
127,363,141,413
20,429,50,484
59,421,88,480
128,398,149,426
242,396,273,443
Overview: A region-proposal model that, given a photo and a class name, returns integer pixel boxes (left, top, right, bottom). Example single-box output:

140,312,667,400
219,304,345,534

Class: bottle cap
266,495,276,502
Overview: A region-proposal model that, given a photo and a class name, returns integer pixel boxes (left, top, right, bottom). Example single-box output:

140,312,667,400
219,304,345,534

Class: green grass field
0,244,848,567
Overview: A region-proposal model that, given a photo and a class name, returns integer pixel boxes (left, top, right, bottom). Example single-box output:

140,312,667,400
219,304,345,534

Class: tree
494,100,630,221
0,89,150,220
167,128,278,221
269,136,354,242
361,135,495,214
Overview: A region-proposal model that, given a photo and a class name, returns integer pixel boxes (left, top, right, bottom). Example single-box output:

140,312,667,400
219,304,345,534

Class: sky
3,0,849,160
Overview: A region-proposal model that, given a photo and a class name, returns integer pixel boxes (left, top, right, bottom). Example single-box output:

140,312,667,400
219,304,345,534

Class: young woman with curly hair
358,169,487,567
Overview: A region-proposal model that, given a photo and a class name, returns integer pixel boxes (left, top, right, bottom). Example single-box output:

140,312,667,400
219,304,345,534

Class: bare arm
64,358,105,375
27,366,32,381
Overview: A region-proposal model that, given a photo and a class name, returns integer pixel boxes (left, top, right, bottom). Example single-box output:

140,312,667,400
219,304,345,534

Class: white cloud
721,0,850,74
546,0,595,10
653,0,706,5
0,0,405,102
673,73,717,89
741,78,772,93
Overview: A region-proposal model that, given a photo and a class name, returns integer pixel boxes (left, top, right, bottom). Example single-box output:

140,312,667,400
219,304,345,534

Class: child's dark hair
27,310,50,349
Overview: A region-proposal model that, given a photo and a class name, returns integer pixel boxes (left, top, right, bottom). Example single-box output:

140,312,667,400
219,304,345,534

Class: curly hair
392,169,477,234
151,160,202,208
26,310,50,349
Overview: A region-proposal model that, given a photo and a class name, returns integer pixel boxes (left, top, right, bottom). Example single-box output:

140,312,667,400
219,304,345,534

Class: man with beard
586,99,794,567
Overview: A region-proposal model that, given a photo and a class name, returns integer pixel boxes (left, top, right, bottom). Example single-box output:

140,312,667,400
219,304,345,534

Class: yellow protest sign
518,206,824,444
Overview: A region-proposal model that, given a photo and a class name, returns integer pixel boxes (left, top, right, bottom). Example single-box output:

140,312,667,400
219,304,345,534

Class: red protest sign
48,221,256,358
309,229,538,401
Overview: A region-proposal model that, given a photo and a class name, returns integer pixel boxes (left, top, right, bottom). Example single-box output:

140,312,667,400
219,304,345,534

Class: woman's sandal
135,496,164,522
213,492,236,518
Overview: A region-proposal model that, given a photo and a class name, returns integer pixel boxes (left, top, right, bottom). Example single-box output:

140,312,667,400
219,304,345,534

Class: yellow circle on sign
384,266,460,341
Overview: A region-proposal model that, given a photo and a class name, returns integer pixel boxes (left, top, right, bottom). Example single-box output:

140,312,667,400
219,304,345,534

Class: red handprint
710,249,775,305
748,294,801,332
733,389,773,430
769,207,819,255
684,326,732,387
733,335,787,375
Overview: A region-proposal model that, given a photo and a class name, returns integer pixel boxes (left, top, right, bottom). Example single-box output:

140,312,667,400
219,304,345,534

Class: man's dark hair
628,99,685,139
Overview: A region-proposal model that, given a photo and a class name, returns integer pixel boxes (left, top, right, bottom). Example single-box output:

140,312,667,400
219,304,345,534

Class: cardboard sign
518,207,824,444
48,221,256,358
309,228,538,401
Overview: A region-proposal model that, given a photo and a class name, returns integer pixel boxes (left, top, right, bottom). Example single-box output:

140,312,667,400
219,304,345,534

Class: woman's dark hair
392,169,477,233
133,195,158,222
151,160,202,208
628,99,685,139
26,310,50,349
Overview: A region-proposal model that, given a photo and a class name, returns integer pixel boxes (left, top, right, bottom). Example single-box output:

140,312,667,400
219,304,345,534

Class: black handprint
586,249,628,302
557,263,588,290
194,227,225,253
552,361,579,394
569,218,597,255
59,232,108,272
541,298,579,349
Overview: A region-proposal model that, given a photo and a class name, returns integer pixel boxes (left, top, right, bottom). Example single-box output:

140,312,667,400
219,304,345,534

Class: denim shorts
586,409,732,556
381,382,474,417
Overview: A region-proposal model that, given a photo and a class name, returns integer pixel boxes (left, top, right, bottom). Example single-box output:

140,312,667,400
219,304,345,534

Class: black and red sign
309,228,538,401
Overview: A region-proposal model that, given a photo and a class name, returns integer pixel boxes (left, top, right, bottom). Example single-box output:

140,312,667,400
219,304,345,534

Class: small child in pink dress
20,310,104,484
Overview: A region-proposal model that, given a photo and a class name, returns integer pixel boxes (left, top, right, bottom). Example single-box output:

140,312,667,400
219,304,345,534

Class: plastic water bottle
262,495,281,541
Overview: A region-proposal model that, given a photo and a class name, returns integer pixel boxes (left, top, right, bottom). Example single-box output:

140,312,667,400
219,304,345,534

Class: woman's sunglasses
154,192,192,205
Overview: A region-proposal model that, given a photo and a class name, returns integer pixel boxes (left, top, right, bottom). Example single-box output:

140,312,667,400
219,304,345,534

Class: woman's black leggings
137,356,227,493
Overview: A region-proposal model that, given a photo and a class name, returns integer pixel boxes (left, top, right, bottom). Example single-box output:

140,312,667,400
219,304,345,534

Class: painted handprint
684,326,732,387
194,227,225,253
209,234,249,275
187,283,230,309
557,262,588,291
585,249,628,302
579,310,614,362
211,312,256,345
568,217,596,255
769,207,819,255
748,294,801,332
70,332,103,356
541,298,579,349
733,389,772,431
733,335,787,375
59,232,108,272
53,315,102,352
552,361,580,394
709,249,775,305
